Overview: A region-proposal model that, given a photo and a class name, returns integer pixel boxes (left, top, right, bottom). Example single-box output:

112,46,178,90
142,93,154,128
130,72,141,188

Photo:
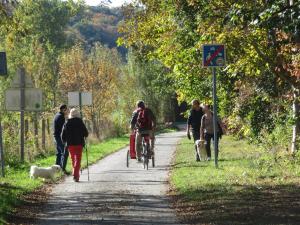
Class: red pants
68,145,83,180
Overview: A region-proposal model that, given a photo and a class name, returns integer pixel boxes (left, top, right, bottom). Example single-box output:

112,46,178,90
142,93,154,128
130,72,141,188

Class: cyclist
130,100,156,162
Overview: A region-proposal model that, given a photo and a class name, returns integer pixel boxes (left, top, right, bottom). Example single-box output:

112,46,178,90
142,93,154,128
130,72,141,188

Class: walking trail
16,131,185,225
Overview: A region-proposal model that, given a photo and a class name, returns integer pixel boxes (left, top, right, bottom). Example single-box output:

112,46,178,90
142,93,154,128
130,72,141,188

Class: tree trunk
291,87,300,153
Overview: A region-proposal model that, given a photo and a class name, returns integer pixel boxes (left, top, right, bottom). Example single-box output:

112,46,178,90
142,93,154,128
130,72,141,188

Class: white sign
5,88,43,111
10,72,34,88
68,92,92,106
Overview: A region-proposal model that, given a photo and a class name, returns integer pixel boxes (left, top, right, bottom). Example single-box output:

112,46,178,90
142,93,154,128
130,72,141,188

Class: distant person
200,105,224,161
130,100,156,162
53,104,68,172
61,108,89,182
186,99,204,161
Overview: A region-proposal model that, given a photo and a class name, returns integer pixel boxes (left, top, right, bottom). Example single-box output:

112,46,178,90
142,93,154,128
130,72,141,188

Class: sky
84,0,132,7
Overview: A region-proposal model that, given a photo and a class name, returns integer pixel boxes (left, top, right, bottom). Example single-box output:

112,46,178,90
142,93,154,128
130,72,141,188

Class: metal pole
0,119,5,177
19,67,25,162
212,67,219,168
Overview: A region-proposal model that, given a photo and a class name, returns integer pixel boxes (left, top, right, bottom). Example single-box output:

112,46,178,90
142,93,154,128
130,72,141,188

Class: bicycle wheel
126,150,130,168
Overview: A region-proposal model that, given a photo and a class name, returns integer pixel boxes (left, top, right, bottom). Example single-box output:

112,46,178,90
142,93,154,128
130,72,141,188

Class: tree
119,0,300,151
59,43,121,138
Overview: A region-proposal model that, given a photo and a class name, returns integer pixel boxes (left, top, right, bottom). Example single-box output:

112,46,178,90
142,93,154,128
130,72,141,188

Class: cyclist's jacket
130,107,156,132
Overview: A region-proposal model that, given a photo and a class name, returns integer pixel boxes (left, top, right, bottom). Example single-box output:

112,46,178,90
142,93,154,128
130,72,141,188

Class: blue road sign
0,52,7,76
202,44,226,67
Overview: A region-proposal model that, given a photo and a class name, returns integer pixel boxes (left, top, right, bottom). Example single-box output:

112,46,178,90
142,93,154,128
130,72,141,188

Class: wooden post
19,67,25,162
42,119,46,150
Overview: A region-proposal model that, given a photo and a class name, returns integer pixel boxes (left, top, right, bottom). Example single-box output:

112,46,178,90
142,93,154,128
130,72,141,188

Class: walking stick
85,140,90,181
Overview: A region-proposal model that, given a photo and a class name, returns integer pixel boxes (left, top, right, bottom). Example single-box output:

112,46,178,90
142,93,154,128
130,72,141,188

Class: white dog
195,139,208,161
30,165,61,181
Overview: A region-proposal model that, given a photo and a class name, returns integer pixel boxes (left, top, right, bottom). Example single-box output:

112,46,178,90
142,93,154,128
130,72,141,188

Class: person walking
186,99,204,161
130,100,156,162
53,104,69,172
61,108,89,182
200,104,224,161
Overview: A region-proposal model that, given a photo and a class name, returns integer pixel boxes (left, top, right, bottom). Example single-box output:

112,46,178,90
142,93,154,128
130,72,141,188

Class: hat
69,108,81,119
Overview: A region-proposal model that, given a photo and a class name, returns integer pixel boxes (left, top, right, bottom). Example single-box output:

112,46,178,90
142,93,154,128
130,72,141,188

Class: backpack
136,108,152,130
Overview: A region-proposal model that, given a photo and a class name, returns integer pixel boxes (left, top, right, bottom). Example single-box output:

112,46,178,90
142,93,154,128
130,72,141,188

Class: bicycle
142,134,150,170
142,134,155,170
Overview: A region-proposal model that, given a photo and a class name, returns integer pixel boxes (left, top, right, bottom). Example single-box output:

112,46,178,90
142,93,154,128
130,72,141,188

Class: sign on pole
202,44,226,168
68,92,92,106
5,88,43,111
5,68,43,162
203,44,226,67
68,91,92,118
10,71,34,88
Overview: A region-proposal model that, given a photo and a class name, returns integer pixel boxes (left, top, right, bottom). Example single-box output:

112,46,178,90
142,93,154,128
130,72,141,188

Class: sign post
68,91,92,116
5,68,43,162
20,67,25,162
202,44,226,168
0,120,4,177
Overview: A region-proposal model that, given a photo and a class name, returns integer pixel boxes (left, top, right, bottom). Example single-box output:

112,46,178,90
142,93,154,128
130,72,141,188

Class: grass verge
0,135,128,224
171,136,300,225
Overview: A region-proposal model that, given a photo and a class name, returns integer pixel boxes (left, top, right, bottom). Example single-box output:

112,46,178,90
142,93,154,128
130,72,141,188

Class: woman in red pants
61,108,88,182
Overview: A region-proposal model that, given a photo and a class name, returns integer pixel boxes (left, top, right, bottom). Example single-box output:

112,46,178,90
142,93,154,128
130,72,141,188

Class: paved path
29,131,184,225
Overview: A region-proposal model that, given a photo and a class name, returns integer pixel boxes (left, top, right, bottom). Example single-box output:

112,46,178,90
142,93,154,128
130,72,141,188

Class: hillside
66,5,126,55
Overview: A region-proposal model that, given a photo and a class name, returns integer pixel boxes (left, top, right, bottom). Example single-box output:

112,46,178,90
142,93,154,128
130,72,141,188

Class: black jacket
61,118,89,146
53,112,65,138
187,108,204,131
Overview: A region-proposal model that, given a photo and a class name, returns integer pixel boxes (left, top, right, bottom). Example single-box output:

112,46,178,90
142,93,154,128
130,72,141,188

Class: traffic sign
0,52,7,76
5,88,43,111
68,92,92,106
10,72,34,88
202,44,226,67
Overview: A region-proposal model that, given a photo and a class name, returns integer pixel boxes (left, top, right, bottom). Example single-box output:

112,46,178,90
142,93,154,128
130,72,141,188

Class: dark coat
61,118,89,146
187,108,204,131
53,112,65,138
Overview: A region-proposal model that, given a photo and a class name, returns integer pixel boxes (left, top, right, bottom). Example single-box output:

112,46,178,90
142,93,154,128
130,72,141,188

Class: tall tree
119,0,300,151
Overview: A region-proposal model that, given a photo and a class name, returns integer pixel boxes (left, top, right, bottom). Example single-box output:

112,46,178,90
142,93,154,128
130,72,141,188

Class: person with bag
200,104,224,161
186,99,204,161
130,100,156,162
61,108,88,182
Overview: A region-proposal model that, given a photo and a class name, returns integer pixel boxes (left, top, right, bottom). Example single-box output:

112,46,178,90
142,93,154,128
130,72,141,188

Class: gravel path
24,131,184,225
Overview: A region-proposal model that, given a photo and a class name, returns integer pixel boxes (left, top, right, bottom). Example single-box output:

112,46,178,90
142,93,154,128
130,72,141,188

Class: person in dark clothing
53,104,68,171
186,99,204,161
130,100,156,162
61,108,88,182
